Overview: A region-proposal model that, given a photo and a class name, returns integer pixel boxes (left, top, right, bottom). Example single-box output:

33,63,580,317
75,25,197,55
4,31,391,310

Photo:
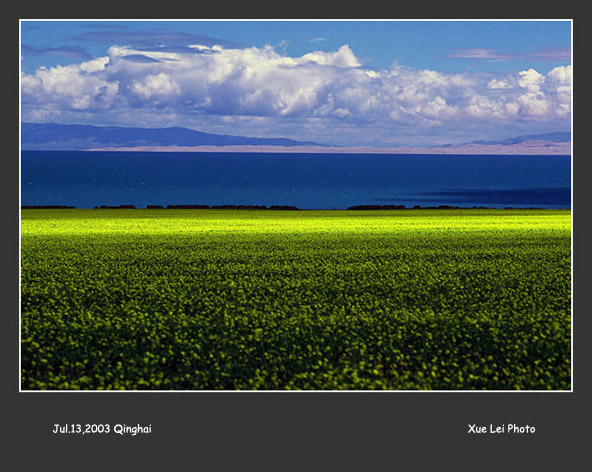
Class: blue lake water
21,151,571,209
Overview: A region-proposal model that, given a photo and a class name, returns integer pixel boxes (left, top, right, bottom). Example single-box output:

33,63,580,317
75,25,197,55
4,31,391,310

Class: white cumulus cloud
517,68,545,92
487,78,512,90
132,73,181,100
21,43,571,142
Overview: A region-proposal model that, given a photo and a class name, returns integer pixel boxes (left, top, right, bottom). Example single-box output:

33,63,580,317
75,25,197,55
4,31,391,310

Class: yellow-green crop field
21,209,571,390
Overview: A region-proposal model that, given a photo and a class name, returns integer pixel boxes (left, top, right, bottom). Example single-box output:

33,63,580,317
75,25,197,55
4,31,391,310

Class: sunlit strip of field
21,209,571,235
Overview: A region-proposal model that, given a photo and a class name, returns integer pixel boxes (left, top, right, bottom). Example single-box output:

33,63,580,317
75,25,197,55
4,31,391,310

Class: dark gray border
2,2,591,471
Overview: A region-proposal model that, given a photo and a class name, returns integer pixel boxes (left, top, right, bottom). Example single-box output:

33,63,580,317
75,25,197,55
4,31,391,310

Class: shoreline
24,145,572,156
20,205,571,211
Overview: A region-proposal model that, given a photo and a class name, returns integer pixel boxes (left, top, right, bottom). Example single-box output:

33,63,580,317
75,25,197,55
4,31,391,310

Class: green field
21,209,571,390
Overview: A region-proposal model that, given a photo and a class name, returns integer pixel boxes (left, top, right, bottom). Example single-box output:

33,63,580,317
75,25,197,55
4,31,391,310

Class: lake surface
21,151,571,209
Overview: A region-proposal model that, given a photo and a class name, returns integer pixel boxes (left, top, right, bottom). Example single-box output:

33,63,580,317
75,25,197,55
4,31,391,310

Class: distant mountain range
21,122,318,150
21,123,571,155
465,132,571,146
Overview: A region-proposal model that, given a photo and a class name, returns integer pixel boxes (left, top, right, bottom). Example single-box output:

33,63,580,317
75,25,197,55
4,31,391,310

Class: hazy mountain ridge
21,123,570,154
21,123,319,150
466,132,570,146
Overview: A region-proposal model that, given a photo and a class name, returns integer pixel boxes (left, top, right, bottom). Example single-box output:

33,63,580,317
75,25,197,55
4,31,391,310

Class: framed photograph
2,1,591,470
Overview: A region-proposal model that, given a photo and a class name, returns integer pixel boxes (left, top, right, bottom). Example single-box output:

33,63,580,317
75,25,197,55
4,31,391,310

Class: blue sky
21,21,571,146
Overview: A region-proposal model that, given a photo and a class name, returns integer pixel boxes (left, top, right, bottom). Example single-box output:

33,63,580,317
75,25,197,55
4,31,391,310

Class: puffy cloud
132,73,181,100
79,57,110,73
333,108,352,118
517,68,545,92
516,92,549,117
300,45,360,68
547,65,571,84
487,78,512,90
21,58,118,110
466,95,507,119
421,97,459,119
21,43,571,138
